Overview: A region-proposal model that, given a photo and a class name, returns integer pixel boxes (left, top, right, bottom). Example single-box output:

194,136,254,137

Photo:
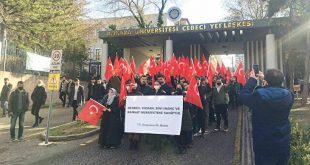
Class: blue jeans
10,112,25,139
255,154,290,165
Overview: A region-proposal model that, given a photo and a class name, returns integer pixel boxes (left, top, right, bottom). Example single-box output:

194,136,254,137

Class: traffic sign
47,73,60,91
50,50,62,71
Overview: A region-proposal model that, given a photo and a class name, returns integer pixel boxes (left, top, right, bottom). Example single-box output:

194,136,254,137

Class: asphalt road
27,109,239,165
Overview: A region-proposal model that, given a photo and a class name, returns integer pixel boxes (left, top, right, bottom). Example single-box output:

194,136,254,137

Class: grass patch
49,121,97,136
290,108,310,132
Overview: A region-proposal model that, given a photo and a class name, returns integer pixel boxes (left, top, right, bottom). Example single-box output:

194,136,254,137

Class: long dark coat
98,96,122,147
31,85,47,114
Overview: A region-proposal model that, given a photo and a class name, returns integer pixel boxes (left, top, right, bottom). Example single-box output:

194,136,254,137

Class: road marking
85,137,98,144
80,137,98,146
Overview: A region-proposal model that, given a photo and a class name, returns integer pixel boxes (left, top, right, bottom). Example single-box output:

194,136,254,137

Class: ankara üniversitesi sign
99,18,289,39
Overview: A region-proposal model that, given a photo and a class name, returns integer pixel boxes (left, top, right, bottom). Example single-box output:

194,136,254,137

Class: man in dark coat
31,80,47,127
92,78,106,102
195,77,208,137
8,81,29,141
228,76,241,109
69,78,84,121
239,69,294,165
212,78,229,132
59,76,68,107
1,78,12,117
137,75,154,95
87,77,96,101
157,74,172,95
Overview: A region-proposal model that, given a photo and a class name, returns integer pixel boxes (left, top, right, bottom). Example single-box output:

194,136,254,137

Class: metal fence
0,41,27,73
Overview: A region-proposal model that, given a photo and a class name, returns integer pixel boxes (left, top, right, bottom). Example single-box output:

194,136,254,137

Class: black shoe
39,117,44,124
32,123,38,128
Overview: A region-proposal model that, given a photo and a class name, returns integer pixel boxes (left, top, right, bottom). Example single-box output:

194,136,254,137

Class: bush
289,122,310,165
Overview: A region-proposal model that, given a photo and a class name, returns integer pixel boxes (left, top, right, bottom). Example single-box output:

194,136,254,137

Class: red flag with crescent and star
78,99,105,125
104,57,114,80
184,77,203,109
130,56,136,74
234,62,246,85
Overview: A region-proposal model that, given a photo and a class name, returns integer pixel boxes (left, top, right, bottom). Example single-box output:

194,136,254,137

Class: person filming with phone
239,68,294,165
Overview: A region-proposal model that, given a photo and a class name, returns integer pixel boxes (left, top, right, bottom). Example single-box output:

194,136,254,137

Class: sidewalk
0,105,74,144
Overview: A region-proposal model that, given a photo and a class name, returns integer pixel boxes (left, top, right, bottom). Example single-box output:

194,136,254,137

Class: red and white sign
50,50,62,71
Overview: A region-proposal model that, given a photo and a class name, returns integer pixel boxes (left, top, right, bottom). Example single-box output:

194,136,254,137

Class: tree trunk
301,32,310,106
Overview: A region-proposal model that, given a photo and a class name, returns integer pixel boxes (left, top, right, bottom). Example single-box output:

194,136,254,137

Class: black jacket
8,89,29,113
0,83,12,101
92,84,106,101
138,84,154,95
153,89,166,95
31,85,47,105
160,83,172,95
69,85,84,105
174,91,192,131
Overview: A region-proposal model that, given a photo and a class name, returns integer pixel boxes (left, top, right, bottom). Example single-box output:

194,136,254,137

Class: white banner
26,52,51,72
125,96,183,135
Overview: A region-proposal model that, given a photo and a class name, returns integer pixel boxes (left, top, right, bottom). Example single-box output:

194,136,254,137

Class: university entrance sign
99,18,289,39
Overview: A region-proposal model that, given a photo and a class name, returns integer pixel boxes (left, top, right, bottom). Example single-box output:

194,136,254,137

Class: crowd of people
0,67,296,165
83,73,242,154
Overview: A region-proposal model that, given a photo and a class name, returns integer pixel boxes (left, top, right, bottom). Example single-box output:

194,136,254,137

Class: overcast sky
86,0,227,23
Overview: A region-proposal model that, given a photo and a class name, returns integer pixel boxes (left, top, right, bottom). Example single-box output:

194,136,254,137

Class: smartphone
253,64,259,75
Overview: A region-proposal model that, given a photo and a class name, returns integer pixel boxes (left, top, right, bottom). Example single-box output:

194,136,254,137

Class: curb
233,106,242,165
40,122,99,142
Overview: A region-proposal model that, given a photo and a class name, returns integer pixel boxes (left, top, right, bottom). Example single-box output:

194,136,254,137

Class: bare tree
149,0,168,27
100,0,174,28
101,0,152,28
224,0,268,21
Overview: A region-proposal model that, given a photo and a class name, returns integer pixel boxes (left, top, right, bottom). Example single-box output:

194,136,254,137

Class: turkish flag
120,58,132,80
226,67,232,85
138,60,146,76
78,99,105,126
105,57,114,80
171,55,178,76
185,77,203,109
220,62,227,76
201,55,209,76
114,54,120,76
234,62,246,85
157,57,164,74
119,77,127,107
216,62,221,75
148,56,157,76
130,56,136,74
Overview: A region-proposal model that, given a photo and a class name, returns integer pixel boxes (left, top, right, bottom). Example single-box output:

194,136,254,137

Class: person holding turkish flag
78,99,105,126
98,88,122,149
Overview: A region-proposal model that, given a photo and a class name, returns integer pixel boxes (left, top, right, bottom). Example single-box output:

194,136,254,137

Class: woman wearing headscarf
98,88,122,149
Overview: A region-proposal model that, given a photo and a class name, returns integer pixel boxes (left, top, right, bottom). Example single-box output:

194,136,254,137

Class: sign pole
39,49,62,146
45,90,54,144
